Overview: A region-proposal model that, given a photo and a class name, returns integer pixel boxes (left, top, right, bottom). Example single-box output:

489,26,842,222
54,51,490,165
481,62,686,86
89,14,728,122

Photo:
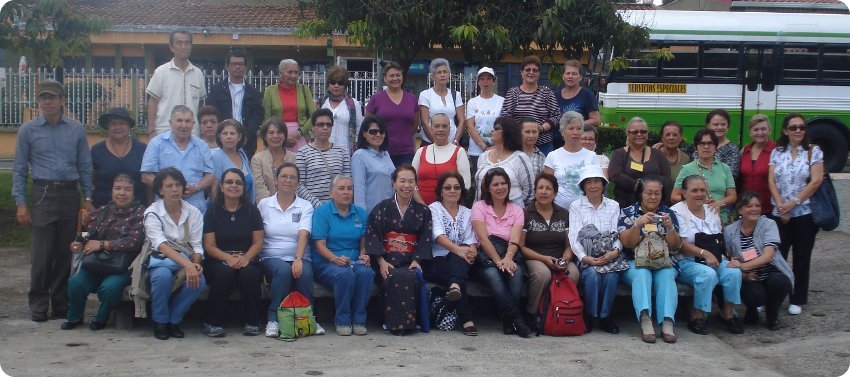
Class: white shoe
757,306,765,313
336,324,352,336
265,321,279,337
788,305,802,315
315,323,326,335
353,324,368,336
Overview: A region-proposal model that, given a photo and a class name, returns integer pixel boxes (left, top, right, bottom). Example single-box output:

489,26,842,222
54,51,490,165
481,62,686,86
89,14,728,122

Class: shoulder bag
80,207,138,275
634,231,672,269
807,146,840,231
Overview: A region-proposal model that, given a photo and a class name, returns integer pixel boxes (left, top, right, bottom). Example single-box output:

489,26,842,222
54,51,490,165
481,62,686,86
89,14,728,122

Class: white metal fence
0,68,481,128
0,68,386,128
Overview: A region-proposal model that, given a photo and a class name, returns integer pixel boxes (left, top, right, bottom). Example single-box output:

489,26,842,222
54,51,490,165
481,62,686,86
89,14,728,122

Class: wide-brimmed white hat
578,164,608,191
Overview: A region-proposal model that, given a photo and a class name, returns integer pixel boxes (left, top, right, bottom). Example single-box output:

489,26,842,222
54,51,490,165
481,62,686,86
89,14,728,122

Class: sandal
461,324,479,336
445,286,462,302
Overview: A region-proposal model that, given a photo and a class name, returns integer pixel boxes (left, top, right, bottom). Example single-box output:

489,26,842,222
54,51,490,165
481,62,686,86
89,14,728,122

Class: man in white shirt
205,48,264,158
146,30,207,137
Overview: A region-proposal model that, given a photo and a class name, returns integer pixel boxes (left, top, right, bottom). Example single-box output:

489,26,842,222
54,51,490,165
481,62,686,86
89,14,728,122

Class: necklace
107,138,131,158
226,203,241,222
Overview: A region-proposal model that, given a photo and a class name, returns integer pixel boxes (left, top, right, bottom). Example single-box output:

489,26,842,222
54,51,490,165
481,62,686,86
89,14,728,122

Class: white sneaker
265,321,279,337
353,324,368,336
788,304,802,315
757,306,765,313
315,323,326,335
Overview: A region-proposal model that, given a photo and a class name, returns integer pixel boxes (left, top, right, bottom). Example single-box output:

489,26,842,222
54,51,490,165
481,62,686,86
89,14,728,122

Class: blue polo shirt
141,130,213,213
311,201,368,268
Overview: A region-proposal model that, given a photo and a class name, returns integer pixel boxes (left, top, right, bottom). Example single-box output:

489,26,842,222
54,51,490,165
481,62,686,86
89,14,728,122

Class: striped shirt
295,143,351,208
500,86,561,145
228,81,245,124
739,233,780,281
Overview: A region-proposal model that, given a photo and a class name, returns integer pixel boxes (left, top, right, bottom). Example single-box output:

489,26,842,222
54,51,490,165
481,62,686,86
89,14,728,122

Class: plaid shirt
524,147,546,178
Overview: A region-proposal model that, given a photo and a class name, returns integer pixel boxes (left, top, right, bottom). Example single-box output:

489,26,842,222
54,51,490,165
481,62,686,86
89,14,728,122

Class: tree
0,0,111,68
296,0,649,72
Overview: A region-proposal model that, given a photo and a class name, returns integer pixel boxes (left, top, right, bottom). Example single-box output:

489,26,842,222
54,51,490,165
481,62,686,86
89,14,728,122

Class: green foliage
297,0,648,72
0,173,30,247
0,0,111,68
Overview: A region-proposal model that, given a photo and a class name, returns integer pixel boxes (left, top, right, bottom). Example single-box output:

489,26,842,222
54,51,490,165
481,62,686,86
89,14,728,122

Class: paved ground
0,173,848,376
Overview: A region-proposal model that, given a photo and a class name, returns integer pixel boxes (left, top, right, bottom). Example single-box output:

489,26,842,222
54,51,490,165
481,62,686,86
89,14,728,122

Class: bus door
741,47,778,144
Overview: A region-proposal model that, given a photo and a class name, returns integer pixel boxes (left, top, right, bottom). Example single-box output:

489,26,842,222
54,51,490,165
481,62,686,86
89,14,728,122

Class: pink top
470,200,524,241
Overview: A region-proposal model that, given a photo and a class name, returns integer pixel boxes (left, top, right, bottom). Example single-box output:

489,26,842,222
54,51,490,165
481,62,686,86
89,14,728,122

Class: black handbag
80,207,137,275
475,235,521,267
694,232,724,265
807,146,840,231
81,249,134,275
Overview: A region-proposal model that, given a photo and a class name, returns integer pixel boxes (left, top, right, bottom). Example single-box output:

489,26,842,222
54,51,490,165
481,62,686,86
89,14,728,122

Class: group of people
12,30,824,344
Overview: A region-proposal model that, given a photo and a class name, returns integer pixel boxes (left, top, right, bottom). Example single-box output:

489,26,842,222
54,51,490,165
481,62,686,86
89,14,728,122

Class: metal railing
0,68,384,128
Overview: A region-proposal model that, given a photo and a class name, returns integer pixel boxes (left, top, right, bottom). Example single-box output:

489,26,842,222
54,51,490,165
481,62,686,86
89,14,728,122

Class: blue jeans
149,258,207,325
471,262,524,318
621,260,678,324
314,262,374,326
580,265,621,318
676,258,742,313
261,258,313,322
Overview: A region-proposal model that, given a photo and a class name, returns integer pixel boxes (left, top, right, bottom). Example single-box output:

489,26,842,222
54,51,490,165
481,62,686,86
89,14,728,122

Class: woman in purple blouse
365,61,420,167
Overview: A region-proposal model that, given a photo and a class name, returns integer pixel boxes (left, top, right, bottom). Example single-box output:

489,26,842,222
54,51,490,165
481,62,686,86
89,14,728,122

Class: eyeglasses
223,179,244,186
442,185,462,191
696,141,717,147
580,137,596,142
278,174,298,181
787,125,806,132
314,122,333,128
493,124,503,131
366,129,385,135
523,68,539,73
627,129,648,135
327,80,347,86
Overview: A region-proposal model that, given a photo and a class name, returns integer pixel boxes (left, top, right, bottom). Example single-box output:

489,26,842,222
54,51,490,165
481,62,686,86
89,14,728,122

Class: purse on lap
634,231,672,269
577,224,629,274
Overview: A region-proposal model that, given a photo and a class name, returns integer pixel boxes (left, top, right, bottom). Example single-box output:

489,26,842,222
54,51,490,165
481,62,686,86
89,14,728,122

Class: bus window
821,47,850,82
782,46,818,81
701,46,740,79
761,48,775,92
746,49,759,91
661,45,698,78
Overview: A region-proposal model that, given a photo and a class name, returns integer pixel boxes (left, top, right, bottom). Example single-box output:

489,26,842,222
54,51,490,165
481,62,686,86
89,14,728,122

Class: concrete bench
113,280,693,329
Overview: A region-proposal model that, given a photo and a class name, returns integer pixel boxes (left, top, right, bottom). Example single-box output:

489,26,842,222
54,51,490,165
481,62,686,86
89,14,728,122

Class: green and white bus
600,10,850,172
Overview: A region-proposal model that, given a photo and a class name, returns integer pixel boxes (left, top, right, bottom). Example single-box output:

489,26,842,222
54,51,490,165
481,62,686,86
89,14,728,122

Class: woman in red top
738,114,775,214
412,113,471,205
262,59,317,152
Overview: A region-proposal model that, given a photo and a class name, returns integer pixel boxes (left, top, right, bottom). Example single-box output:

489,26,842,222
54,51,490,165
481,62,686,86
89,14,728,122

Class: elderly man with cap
90,108,148,207
12,79,94,322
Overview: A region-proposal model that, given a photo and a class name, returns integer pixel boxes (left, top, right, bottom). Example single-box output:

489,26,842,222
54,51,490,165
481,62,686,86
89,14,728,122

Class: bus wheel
807,122,848,173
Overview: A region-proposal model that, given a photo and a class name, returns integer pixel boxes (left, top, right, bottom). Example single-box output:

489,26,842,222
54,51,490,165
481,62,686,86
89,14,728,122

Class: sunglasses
787,125,806,132
523,68,540,73
442,185,462,191
366,129,385,135
328,80,347,86
222,179,244,186
314,122,333,128
627,129,648,135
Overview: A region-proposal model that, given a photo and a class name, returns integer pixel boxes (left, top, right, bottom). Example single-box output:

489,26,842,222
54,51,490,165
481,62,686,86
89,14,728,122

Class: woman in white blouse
419,58,464,146
568,165,623,334
321,65,364,155
256,162,316,337
144,168,205,340
474,116,535,206
422,171,478,336
767,113,824,315
671,175,743,335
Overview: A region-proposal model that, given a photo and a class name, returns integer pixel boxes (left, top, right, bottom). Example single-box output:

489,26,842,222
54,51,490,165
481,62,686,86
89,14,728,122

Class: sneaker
336,324,353,336
353,324,368,336
315,323,326,335
265,321,279,338
788,304,802,315
243,324,261,336
757,305,765,313
203,323,225,338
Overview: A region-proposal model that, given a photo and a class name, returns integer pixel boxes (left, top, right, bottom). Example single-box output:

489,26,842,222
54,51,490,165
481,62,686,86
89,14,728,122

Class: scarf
327,91,358,153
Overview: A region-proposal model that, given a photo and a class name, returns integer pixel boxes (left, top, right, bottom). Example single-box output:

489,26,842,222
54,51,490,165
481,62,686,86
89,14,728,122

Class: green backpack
276,291,317,341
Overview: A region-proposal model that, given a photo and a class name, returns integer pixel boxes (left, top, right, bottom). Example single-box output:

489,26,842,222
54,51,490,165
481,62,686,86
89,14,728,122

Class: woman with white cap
465,67,504,197
568,165,625,334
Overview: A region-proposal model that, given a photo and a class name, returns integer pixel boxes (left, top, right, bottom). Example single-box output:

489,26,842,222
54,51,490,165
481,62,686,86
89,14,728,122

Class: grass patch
0,172,30,247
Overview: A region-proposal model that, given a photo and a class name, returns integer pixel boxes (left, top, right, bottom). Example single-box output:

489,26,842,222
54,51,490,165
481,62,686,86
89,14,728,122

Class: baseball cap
38,80,66,97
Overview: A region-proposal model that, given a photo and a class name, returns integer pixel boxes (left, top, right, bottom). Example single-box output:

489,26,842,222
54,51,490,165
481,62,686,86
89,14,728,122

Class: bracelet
294,256,302,260
699,249,705,257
